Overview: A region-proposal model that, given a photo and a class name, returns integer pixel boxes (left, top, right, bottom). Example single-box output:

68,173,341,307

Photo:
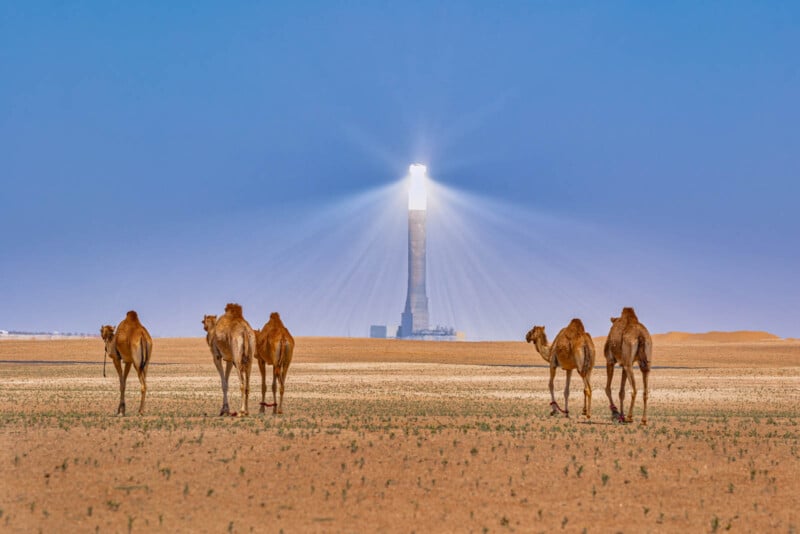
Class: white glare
408,163,427,211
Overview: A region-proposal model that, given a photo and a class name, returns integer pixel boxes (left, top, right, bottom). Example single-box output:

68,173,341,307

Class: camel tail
103,350,107,378
637,335,651,372
584,339,595,375
139,336,150,373
276,337,286,369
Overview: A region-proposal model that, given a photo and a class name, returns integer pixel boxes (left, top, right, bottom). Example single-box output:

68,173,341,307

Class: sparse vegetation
0,337,798,531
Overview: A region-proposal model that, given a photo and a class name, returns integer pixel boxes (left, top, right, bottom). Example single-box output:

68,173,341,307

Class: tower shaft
401,209,429,337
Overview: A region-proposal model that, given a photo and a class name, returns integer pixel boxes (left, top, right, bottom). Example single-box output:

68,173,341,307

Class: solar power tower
399,164,429,338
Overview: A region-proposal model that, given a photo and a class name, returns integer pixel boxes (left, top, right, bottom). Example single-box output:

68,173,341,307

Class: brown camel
254,312,295,414
603,307,652,424
100,310,152,416
525,318,596,419
202,303,256,416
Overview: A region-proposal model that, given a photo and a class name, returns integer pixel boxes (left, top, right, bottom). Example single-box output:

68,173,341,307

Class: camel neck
533,338,551,363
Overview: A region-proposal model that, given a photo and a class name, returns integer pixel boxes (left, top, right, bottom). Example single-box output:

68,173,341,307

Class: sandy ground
1,337,799,532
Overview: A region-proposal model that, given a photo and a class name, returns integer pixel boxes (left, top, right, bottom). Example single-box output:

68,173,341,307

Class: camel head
126,310,140,323
100,325,115,342
525,325,547,345
525,325,551,363
610,316,620,324
202,315,217,333
100,324,117,361
100,325,116,377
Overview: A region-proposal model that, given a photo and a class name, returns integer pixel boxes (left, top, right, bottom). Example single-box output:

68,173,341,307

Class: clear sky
1,2,798,339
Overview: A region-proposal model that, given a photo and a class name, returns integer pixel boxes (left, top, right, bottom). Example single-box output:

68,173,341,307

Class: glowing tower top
408,163,427,211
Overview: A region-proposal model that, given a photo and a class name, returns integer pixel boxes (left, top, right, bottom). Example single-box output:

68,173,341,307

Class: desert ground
1,334,799,533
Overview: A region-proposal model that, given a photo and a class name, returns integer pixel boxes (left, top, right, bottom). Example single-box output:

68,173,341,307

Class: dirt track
1,337,799,532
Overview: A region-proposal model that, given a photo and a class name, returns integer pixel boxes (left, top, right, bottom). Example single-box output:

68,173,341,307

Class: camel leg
605,362,619,419
232,361,248,417
563,369,572,417
258,359,267,414
240,362,251,416
582,372,592,420
277,365,289,414
548,365,558,416
136,367,147,415
617,368,628,422
220,360,233,416
119,362,132,416
624,365,638,423
110,357,124,415
237,364,246,416
641,369,650,425
272,367,279,415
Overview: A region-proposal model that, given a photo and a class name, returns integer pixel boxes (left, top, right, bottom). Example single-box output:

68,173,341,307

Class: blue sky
1,2,798,338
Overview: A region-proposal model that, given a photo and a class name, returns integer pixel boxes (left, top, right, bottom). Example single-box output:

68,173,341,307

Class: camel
202,303,256,416
603,307,652,424
100,310,153,416
525,318,596,419
254,312,295,414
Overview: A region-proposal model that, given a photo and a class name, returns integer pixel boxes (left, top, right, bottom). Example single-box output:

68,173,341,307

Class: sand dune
653,330,781,343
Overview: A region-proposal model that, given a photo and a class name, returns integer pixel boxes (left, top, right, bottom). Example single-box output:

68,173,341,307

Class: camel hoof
641,419,647,425
550,410,558,417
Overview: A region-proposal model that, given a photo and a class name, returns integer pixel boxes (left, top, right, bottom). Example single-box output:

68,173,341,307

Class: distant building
0,330,8,336
369,325,387,339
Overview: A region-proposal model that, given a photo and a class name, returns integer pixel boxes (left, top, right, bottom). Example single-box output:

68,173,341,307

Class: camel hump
621,307,639,322
225,303,244,318
269,312,286,328
568,318,585,333
126,311,140,323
